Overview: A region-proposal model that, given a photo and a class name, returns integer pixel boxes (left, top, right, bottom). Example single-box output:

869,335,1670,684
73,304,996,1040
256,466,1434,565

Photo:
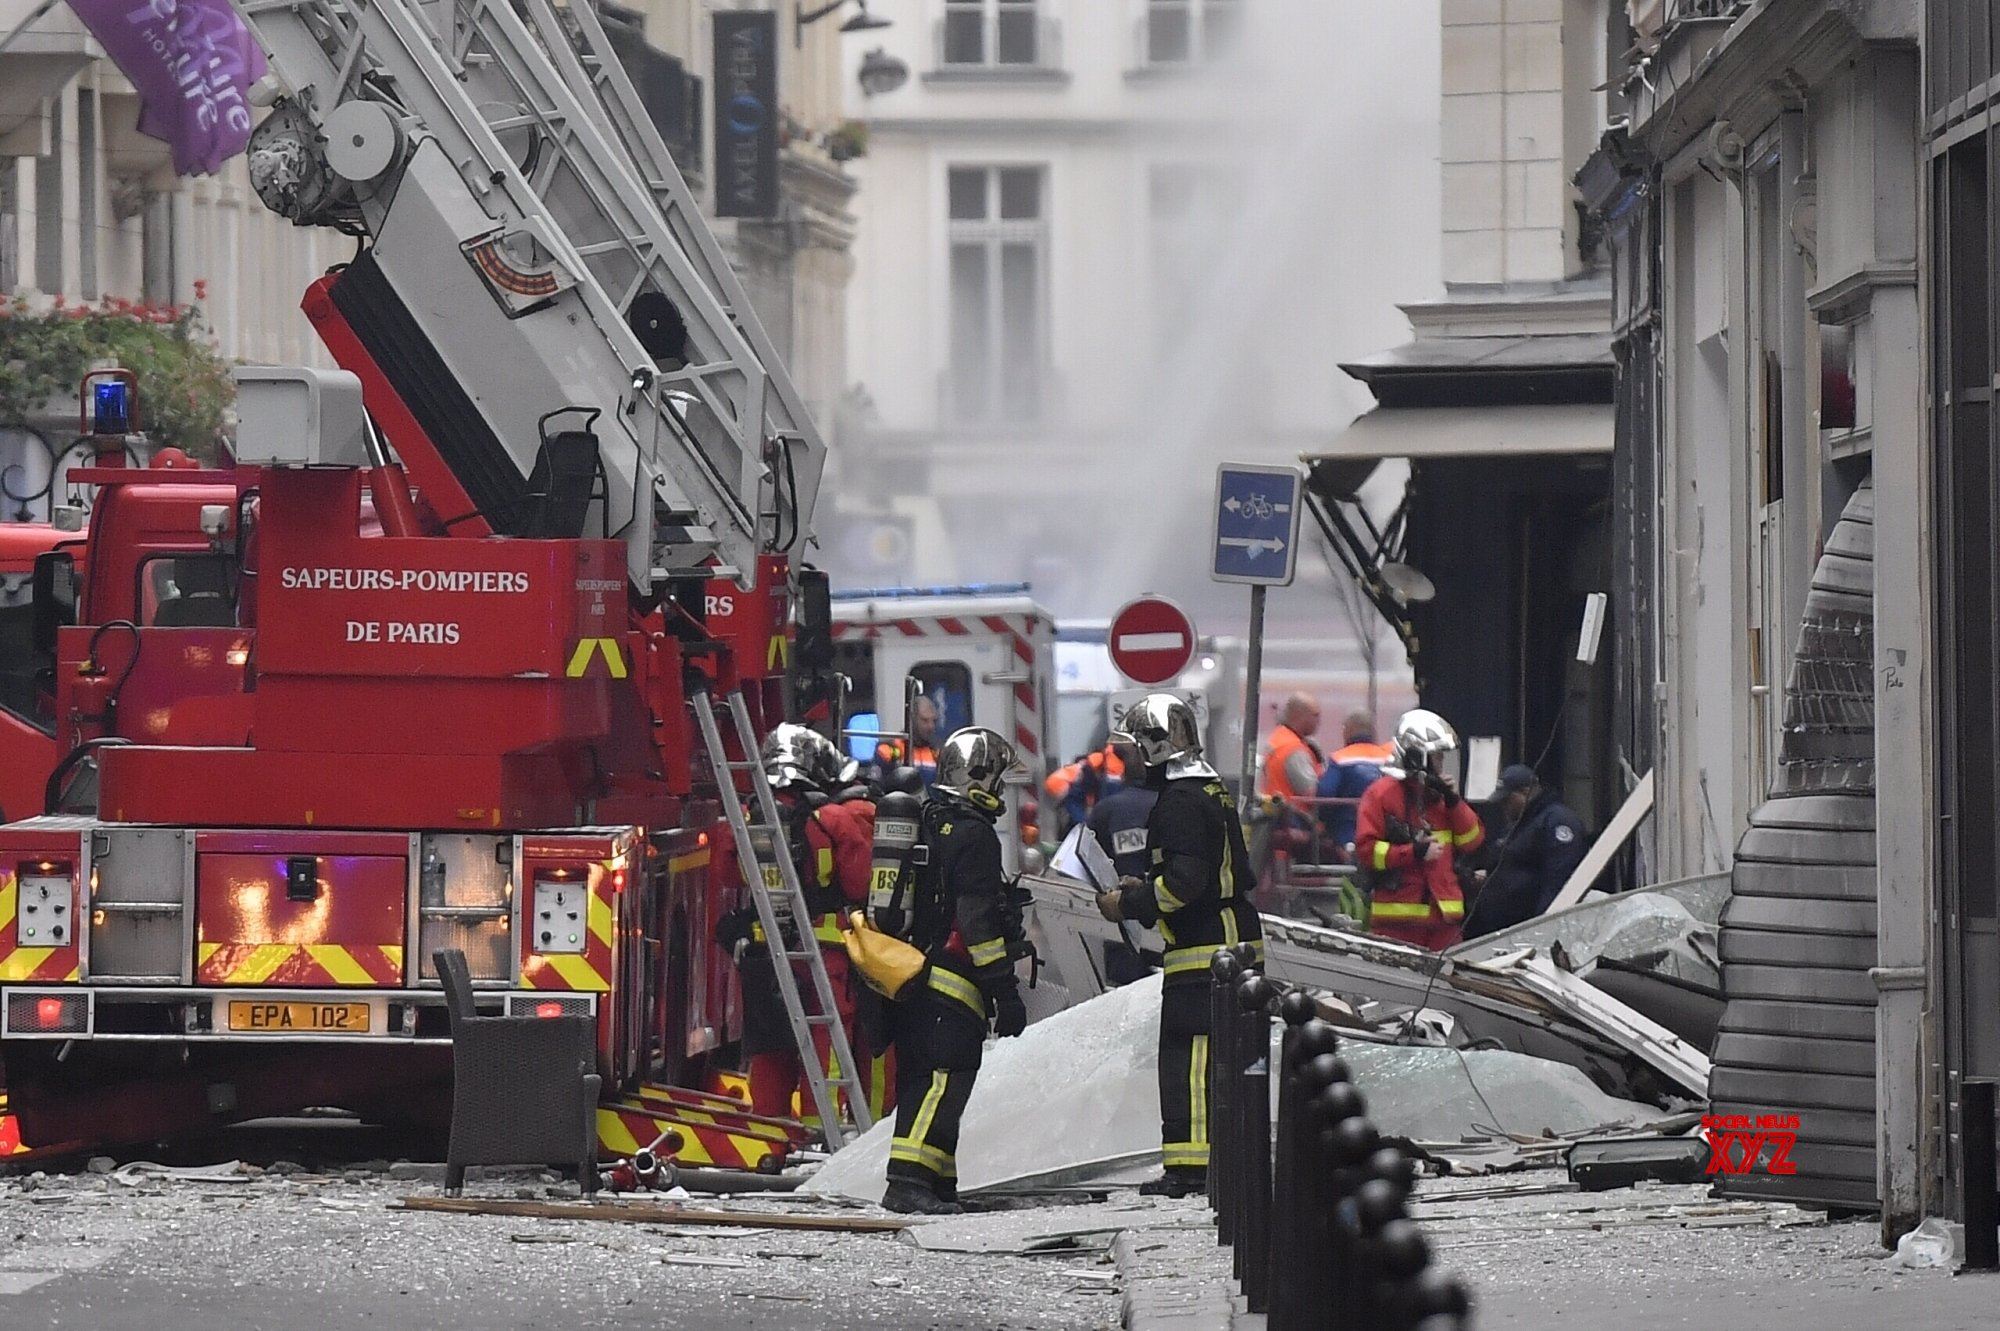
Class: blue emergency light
91,380,131,437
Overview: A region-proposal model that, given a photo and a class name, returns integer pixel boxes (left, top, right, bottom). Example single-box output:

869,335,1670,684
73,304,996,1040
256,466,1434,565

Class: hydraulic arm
229,0,825,591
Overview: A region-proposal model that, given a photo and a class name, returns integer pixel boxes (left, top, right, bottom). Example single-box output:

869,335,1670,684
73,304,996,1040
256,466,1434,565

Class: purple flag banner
66,0,267,177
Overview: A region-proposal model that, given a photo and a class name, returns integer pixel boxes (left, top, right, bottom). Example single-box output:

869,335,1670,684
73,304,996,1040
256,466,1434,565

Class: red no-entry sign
1108,596,1196,686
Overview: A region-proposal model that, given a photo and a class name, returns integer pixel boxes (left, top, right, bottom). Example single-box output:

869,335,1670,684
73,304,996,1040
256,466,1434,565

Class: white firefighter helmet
933,726,1019,812
761,723,854,792
1385,708,1459,781
1111,693,1217,781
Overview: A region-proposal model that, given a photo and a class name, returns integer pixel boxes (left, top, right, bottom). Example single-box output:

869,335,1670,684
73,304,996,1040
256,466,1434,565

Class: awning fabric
1305,403,1613,462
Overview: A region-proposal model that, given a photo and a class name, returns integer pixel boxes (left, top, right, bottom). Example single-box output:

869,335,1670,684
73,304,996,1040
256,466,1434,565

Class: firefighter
1094,694,1262,1199
880,726,1028,1216
1353,709,1485,950
1045,741,1127,832
874,694,941,788
716,724,877,1124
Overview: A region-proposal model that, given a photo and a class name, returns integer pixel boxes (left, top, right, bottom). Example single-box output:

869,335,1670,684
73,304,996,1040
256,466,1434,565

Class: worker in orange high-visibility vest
1353,709,1484,950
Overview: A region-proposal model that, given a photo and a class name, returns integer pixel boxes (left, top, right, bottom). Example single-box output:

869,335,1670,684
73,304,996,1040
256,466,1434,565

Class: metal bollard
1967,1080,2000,1272
1269,990,1319,1330
1209,949,1242,1243
1296,1036,1364,1330
1234,972,1275,1312
1324,1092,1377,1326
1404,1271,1474,1331
1351,1149,1418,1328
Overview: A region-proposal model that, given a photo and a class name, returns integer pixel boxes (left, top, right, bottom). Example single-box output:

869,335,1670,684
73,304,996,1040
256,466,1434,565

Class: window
947,166,1047,424
1143,0,1241,66
909,661,974,734
942,0,1042,67
139,554,237,627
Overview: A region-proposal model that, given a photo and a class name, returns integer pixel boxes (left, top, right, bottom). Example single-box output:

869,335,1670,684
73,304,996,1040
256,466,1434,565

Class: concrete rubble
806,974,1169,1204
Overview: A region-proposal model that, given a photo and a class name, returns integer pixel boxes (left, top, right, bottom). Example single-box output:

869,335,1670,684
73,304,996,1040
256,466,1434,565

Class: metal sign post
1211,463,1305,800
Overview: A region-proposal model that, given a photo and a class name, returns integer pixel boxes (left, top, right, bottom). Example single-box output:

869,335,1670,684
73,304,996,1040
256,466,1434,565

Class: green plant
0,293,235,460
828,119,869,162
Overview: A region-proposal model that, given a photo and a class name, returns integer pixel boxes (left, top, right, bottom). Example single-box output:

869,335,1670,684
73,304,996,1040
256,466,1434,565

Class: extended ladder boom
230,0,826,589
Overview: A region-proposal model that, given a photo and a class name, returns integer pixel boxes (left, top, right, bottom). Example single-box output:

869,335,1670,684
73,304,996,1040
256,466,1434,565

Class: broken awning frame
1300,402,1616,651
1023,871,1711,1101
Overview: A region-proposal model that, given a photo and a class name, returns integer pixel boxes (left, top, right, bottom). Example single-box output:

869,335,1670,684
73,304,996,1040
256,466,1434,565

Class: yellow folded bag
841,910,928,1000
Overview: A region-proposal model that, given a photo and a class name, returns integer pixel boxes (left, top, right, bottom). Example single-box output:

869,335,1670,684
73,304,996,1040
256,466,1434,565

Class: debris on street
1341,1043,1675,1143
394,1195,911,1233
806,974,1169,1204
1026,873,1713,1105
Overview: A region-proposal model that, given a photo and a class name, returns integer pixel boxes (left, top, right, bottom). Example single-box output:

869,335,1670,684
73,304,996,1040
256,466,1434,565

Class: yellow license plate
226,1001,373,1034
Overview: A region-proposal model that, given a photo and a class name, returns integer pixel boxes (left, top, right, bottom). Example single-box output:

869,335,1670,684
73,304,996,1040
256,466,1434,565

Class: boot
882,1179,965,1216
1138,1168,1207,1199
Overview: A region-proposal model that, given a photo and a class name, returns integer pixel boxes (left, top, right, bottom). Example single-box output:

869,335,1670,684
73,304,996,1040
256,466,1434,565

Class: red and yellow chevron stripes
0,871,79,984
519,863,616,993
0,1091,31,1156
195,943,403,986
597,1099,792,1172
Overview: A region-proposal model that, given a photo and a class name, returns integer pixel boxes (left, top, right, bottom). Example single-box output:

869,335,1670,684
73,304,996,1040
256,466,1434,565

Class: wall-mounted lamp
796,0,890,48
858,46,909,96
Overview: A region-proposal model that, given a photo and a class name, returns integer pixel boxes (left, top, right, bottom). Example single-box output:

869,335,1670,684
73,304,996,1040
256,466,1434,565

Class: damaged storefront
1581,0,1929,1235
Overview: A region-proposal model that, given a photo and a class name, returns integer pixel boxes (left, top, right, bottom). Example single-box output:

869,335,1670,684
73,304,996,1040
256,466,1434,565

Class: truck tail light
4,990,88,1035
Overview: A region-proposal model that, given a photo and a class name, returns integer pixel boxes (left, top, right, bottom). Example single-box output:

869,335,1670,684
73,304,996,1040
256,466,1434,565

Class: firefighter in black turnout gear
1097,693,1263,1199
878,727,1030,1216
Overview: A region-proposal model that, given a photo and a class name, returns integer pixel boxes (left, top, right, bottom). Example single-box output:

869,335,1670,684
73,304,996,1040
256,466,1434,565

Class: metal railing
1209,949,1474,1328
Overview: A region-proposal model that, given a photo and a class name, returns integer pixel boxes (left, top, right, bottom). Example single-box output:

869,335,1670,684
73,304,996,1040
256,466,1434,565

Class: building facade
830,0,1443,654
1,0,857,488
1586,0,1927,1233
1302,0,1628,834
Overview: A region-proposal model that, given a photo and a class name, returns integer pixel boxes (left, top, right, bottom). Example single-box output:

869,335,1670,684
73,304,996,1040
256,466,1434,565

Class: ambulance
828,584,1058,870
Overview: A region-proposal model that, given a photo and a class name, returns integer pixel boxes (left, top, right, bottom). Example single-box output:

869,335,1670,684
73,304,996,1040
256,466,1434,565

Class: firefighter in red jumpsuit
718,724,880,1123
1354,709,1484,951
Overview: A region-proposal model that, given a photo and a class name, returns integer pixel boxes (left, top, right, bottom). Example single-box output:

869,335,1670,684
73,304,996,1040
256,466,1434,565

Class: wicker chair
434,949,601,1196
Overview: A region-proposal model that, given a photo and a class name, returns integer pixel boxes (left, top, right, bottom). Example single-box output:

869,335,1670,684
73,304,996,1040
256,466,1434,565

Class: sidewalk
1110,1169,2000,1331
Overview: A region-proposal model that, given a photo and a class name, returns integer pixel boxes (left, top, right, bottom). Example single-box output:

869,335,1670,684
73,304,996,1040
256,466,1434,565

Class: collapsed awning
1306,402,1614,463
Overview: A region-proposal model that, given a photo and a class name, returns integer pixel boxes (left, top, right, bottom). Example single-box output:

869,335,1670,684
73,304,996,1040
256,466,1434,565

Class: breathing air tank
869,789,924,938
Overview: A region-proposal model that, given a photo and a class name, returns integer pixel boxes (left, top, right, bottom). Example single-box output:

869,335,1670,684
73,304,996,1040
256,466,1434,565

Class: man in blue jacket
1462,765,1590,939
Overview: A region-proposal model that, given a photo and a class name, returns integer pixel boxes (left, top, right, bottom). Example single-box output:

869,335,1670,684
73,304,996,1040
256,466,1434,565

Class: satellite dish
1379,562,1436,604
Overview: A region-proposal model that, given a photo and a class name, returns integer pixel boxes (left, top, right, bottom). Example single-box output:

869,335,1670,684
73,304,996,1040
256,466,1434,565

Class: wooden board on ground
395,1196,909,1233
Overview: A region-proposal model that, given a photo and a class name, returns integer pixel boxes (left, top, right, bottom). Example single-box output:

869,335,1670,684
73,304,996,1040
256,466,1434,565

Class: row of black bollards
1208,947,1473,1331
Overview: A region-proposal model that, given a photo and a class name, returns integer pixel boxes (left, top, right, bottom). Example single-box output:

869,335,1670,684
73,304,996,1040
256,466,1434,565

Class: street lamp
796,0,891,47
857,46,910,97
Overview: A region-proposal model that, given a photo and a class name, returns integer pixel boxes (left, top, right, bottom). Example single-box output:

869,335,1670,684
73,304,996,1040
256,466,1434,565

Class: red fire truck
0,0,837,1171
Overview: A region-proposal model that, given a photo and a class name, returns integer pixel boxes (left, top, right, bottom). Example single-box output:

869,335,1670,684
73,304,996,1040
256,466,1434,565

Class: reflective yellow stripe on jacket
967,937,1009,968
751,914,847,946
926,966,986,1018
1371,900,1465,920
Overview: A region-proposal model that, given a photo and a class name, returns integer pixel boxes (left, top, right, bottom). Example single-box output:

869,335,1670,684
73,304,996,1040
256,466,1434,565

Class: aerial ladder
215,0,861,1137
230,0,824,591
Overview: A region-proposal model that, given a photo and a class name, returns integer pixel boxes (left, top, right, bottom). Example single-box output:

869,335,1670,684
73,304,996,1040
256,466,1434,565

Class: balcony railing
930,13,1064,79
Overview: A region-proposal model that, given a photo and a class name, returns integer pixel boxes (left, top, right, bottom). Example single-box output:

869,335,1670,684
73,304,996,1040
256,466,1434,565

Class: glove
1097,890,1126,923
1425,773,1461,808
990,986,1027,1038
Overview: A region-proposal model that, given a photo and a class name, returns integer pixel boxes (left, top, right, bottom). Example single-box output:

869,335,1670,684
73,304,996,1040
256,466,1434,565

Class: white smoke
831,0,1442,712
